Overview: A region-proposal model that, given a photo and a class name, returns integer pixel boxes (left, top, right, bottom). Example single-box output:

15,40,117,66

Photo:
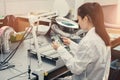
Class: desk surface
0,27,120,80
106,28,120,34
106,28,120,48
0,36,67,80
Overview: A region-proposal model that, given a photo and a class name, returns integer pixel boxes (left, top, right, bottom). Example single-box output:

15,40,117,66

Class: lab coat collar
85,27,107,47
85,27,95,36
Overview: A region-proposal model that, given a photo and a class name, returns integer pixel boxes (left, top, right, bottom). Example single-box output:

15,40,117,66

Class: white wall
0,0,5,16
84,0,117,5
0,0,54,16
65,0,84,20
102,5,117,24
0,0,120,26
117,0,120,24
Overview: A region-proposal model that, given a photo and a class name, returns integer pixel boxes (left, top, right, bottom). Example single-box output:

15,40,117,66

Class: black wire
4,27,32,64
0,26,32,66
2,28,28,62
2,27,29,62
5,29,31,62
28,49,32,79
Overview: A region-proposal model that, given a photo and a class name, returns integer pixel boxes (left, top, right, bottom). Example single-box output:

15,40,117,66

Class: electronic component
50,34,64,46
29,43,64,67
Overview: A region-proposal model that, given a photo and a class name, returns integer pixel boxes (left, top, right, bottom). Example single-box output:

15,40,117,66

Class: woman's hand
52,37,71,50
62,37,71,46
52,41,60,50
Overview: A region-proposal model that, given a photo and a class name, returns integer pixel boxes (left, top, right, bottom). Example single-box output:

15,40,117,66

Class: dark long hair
78,2,110,46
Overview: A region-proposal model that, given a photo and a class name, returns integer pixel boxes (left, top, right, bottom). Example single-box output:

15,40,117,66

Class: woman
52,2,111,80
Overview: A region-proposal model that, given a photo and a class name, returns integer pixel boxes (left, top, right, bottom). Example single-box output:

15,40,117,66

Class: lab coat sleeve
69,40,79,55
57,43,93,75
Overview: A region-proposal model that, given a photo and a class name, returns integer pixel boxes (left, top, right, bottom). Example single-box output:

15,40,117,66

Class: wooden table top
106,28,120,48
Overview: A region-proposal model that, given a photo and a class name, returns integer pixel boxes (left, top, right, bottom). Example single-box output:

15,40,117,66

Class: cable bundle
0,26,32,70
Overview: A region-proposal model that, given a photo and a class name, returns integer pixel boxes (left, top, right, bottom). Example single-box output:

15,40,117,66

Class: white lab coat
57,27,111,80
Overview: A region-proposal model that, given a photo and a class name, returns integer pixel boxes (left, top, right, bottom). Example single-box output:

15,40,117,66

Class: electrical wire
2,28,28,63
0,41,4,62
0,26,32,66
4,26,32,64
4,30,29,62
27,27,32,80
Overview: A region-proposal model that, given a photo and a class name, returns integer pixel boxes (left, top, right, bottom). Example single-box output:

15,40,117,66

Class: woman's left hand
52,41,60,50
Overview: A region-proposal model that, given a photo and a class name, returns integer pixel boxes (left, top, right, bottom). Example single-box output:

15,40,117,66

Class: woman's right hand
62,37,71,46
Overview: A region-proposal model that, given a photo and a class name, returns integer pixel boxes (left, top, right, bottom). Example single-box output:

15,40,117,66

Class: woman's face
77,16,89,30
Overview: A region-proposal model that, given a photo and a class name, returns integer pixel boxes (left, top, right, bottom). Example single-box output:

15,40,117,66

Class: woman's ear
83,16,88,22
